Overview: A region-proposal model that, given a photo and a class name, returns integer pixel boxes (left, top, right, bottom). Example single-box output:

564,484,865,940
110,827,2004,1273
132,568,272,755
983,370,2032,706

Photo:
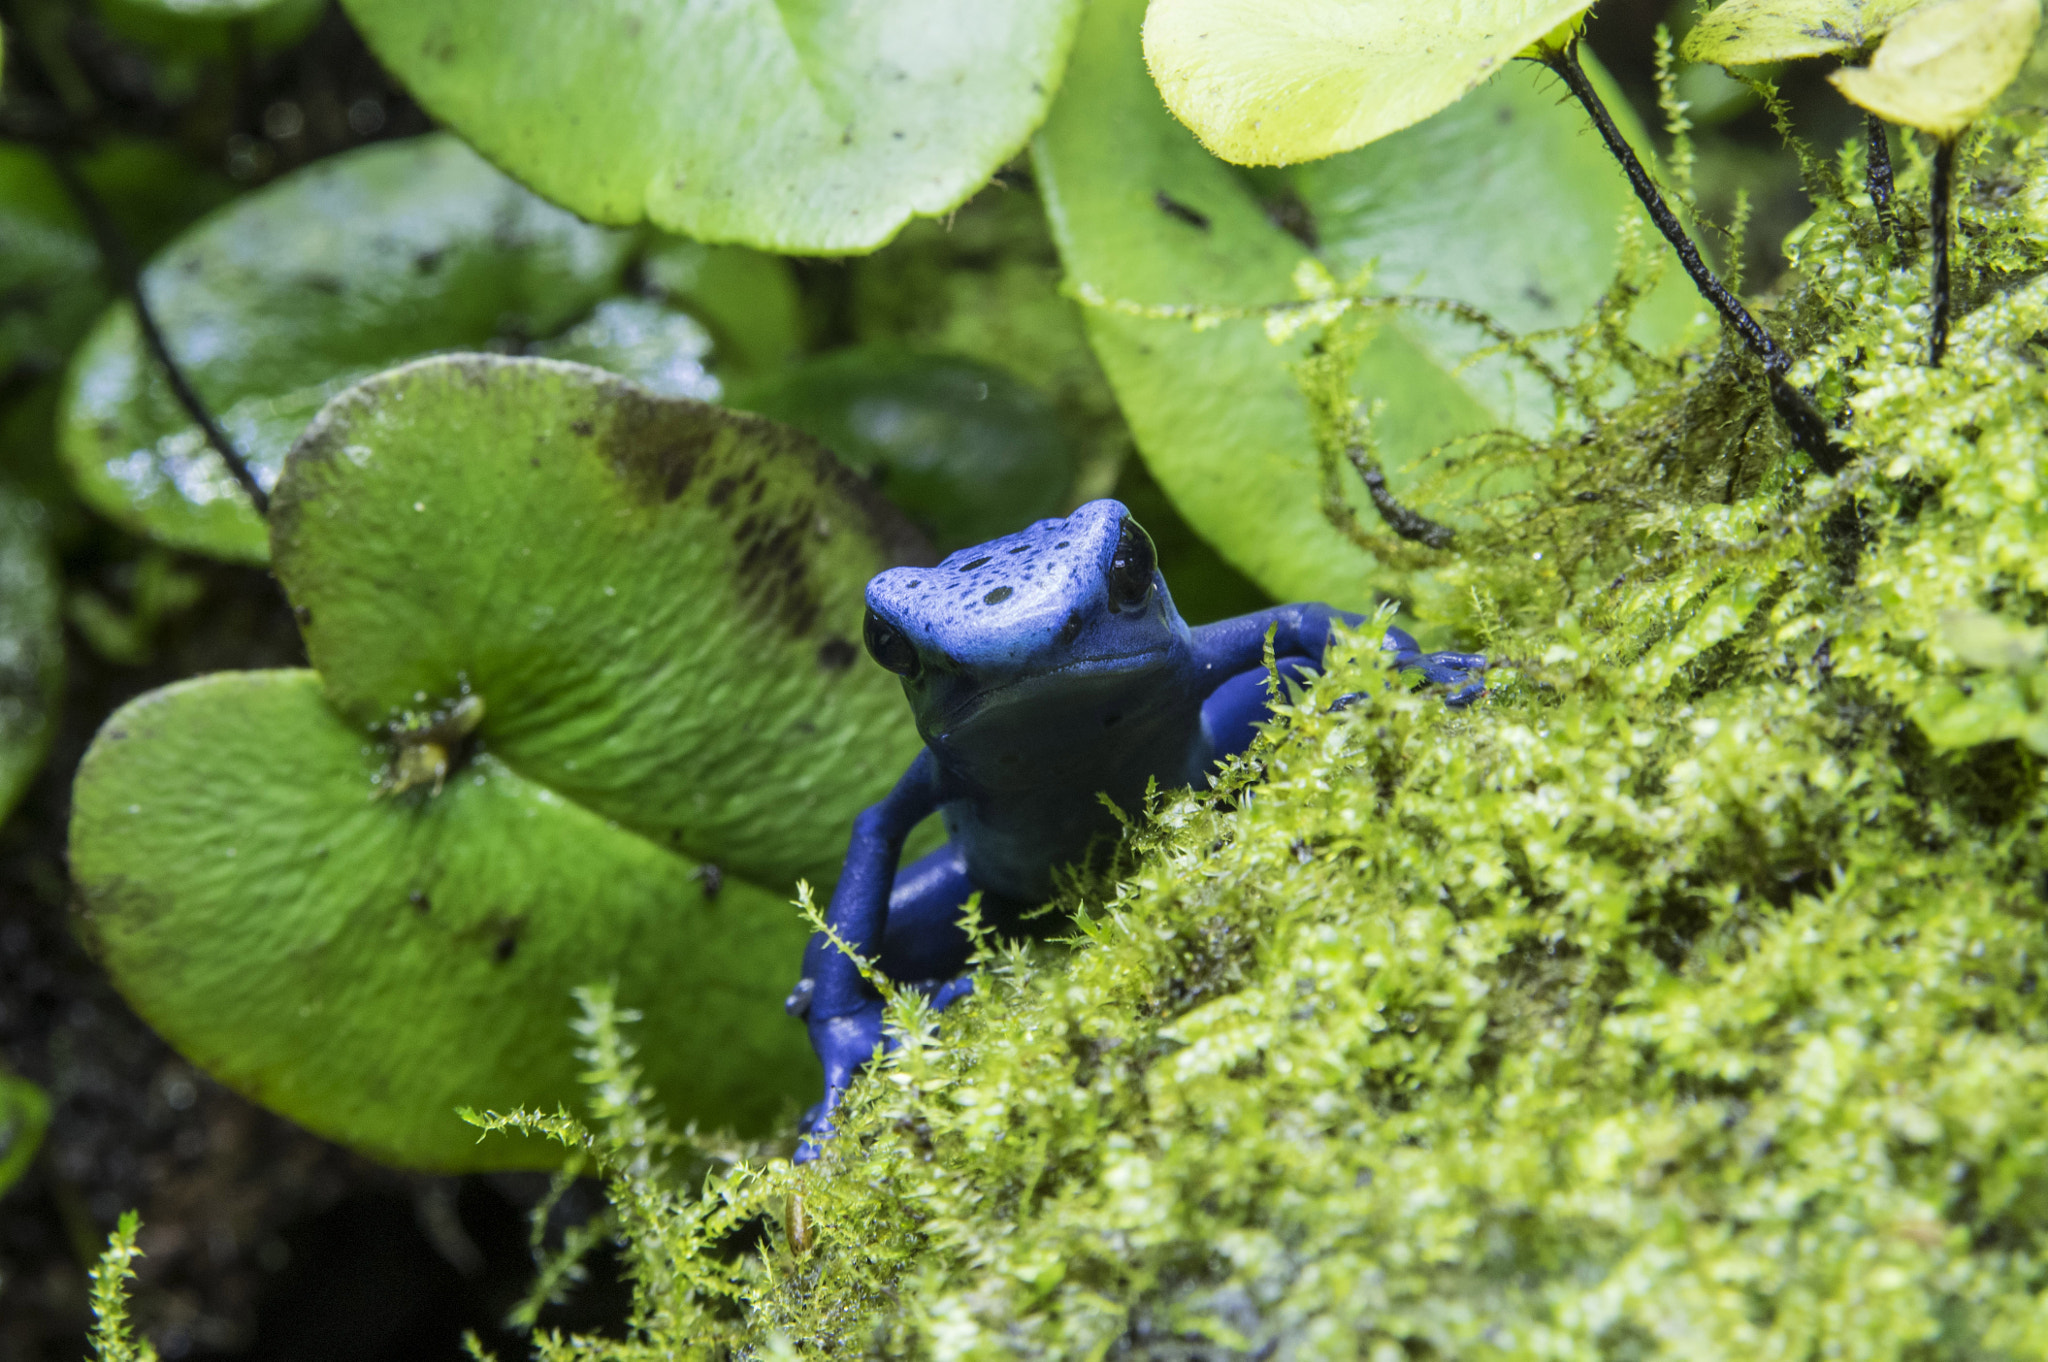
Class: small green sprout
381,692,486,798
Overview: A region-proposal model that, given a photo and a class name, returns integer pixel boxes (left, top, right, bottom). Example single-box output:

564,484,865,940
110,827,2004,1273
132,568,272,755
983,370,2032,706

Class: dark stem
1865,114,1904,254
1544,43,1785,371
40,147,270,514
1929,137,1956,368
1350,446,1457,550
1541,42,1851,477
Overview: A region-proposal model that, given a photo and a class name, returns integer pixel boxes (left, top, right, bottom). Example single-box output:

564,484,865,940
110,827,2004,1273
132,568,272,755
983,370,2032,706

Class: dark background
0,3,1866,1357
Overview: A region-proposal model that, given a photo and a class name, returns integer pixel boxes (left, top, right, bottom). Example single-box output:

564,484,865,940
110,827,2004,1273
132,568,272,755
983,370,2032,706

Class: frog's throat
923,645,1178,732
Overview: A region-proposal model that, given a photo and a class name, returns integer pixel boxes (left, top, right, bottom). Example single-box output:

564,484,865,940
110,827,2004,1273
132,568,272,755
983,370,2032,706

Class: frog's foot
794,1000,888,1163
1380,626,1488,707
930,974,976,1010
790,977,977,1161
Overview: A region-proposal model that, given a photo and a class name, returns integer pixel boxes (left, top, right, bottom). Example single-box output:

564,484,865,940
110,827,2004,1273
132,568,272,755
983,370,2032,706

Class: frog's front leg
786,748,955,1160
1190,607,1488,759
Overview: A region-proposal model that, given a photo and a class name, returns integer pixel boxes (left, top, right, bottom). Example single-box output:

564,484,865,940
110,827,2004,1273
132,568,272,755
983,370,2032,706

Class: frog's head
861,499,1191,737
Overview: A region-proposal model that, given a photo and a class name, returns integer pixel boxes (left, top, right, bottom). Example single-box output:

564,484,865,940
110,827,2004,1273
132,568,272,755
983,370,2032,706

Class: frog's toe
794,1101,833,1164
931,974,977,1011
1381,628,1488,704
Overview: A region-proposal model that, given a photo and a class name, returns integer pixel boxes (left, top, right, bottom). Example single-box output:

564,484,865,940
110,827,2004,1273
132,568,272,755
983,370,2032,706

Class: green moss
487,109,2048,1359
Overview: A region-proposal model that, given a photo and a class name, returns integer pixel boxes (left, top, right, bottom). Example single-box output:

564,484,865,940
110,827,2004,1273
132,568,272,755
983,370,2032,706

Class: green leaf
1829,0,2042,138
0,1069,50,1195
272,354,927,892
74,356,930,1166
1035,0,1693,607
0,486,62,823
1681,0,1922,66
1141,0,1591,165
732,347,1073,552
72,671,818,1170
60,134,641,564
336,0,1083,254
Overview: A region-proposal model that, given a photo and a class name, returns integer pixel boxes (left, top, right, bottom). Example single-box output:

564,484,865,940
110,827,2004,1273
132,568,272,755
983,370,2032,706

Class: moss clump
478,107,2048,1359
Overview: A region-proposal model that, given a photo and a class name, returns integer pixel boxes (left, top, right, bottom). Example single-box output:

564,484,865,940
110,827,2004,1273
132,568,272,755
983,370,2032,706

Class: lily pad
0,1070,49,1195
733,347,1073,552
1829,0,2042,138
1141,0,1591,165
73,355,930,1167
0,486,63,823
60,134,640,564
272,355,928,887
1681,0,1922,66
1036,0,1694,607
73,671,821,1169
337,0,1083,254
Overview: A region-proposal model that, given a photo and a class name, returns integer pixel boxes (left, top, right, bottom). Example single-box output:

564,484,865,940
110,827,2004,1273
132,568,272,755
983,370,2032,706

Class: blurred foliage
0,1067,49,1195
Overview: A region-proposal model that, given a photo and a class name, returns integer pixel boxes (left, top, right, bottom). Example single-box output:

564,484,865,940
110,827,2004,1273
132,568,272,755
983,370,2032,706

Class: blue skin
786,500,1485,1158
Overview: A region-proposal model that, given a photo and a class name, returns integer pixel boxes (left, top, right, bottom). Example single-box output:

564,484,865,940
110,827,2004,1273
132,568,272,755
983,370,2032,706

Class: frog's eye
1107,517,1157,612
863,608,921,678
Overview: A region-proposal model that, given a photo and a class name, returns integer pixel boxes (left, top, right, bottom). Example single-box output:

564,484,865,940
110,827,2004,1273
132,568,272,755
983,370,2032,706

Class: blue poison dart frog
785,499,1486,1159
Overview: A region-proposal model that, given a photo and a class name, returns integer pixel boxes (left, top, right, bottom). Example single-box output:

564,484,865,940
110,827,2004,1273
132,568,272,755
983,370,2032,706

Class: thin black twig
1929,138,1956,368
1865,114,1906,255
41,145,270,514
1351,446,1458,549
1544,43,1784,369
1541,42,1851,477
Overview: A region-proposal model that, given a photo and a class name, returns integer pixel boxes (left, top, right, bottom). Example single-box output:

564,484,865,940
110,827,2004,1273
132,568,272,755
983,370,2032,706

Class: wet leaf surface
60,134,639,563
338,0,1083,254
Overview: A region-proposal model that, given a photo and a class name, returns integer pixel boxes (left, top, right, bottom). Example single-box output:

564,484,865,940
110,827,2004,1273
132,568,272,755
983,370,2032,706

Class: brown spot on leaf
570,419,594,437
817,637,857,671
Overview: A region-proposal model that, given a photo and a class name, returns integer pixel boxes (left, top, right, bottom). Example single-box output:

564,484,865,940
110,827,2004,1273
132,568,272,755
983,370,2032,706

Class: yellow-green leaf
1141,0,1592,165
1681,0,1922,66
1829,0,2042,137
